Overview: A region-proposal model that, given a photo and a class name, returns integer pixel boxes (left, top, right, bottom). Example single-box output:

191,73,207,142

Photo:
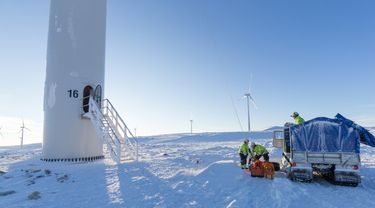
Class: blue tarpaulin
335,113,375,147
290,117,361,153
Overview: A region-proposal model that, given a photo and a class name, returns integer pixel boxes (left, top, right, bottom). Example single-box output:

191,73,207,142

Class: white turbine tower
19,120,30,148
0,126,3,138
243,76,257,132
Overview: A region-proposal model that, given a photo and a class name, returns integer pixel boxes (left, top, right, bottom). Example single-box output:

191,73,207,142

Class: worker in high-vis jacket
250,142,269,162
238,139,250,169
291,112,305,125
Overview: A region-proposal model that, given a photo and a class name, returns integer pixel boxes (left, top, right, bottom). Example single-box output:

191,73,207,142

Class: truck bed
292,151,360,165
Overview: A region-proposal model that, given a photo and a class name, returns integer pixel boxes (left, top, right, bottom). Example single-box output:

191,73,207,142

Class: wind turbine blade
0,132,3,138
25,127,31,132
248,73,253,93
230,96,244,131
249,95,258,109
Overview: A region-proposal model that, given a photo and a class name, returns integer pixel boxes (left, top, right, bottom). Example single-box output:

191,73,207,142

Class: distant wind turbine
189,113,193,135
0,126,3,138
243,75,258,132
190,119,193,135
19,120,31,148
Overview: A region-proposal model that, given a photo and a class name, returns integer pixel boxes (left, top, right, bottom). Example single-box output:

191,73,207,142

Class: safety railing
82,96,138,163
101,99,138,162
87,97,121,163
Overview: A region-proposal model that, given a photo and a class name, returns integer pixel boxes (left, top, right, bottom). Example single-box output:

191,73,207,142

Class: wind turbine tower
19,120,30,148
243,81,257,132
42,0,106,161
244,93,251,132
190,119,193,134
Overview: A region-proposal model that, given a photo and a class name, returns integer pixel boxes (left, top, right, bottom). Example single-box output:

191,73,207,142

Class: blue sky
1,0,375,145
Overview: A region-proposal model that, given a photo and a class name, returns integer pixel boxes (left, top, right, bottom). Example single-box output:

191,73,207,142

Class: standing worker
250,142,269,162
291,112,305,125
238,139,250,169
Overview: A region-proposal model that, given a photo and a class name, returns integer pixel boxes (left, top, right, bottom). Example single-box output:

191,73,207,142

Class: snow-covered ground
1,131,375,208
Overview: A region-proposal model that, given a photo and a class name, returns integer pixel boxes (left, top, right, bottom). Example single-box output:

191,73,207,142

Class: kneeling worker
250,142,269,162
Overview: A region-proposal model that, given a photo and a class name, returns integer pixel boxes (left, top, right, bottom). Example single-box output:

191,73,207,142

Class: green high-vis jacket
239,143,249,155
294,115,305,125
251,144,268,157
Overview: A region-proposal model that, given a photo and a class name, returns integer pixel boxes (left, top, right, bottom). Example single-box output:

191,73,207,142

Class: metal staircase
83,96,138,163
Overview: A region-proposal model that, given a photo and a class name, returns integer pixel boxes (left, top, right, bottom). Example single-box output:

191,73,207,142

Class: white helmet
250,142,255,149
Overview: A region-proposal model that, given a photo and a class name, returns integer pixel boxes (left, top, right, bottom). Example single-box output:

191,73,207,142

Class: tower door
94,85,102,108
82,85,93,113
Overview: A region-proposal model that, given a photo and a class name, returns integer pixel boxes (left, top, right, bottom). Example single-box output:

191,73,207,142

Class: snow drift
1,131,375,207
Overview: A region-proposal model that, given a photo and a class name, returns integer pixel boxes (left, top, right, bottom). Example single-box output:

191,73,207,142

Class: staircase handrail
88,97,121,163
102,99,138,157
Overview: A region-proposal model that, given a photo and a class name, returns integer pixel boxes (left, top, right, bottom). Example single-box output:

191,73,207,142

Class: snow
1,131,375,207
262,126,284,132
